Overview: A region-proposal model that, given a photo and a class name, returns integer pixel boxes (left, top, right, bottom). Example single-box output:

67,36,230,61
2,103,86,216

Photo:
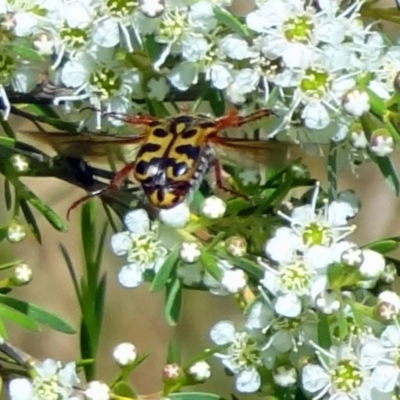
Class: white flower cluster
111,208,167,288
0,0,398,156
207,184,398,397
9,359,80,400
7,357,125,400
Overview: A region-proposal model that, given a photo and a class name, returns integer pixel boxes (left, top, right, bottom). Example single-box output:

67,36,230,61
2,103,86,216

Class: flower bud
187,361,211,382
201,196,226,219
370,129,394,157
139,0,165,18
12,263,32,285
9,154,30,173
159,202,190,228
376,290,400,321
341,246,363,267
85,381,110,400
273,365,297,387
162,363,184,384
350,126,368,149
7,221,26,243
225,236,247,257
179,242,201,263
315,290,340,314
342,89,370,117
112,342,137,366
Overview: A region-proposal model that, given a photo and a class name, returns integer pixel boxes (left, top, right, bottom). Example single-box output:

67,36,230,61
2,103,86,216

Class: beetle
20,108,300,215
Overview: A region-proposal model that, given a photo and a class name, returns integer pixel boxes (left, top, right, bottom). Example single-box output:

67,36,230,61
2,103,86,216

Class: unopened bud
162,363,184,384
179,242,201,263
188,361,211,382
9,154,30,173
112,342,137,366
139,0,165,18
225,236,247,257
7,221,26,243
343,89,370,117
273,365,297,387
12,263,32,285
370,129,394,157
201,196,226,219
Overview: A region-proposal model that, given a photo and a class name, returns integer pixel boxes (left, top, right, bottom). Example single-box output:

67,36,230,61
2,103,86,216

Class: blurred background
2,1,400,399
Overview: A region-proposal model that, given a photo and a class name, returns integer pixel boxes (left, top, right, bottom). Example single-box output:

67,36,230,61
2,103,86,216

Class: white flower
259,257,321,317
9,359,79,400
368,46,400,100
219,34,256,61
367,324,400,393
112,342,137,366
201,196,226,219
210,321,261,393
91,0,142,51
85,381,110,400
245,300,317,353
111,209,167,288
265,184,357,263
246,0,318,70
188,361,211,381
179,242,201,263
302,342,380,400
55,51,141,126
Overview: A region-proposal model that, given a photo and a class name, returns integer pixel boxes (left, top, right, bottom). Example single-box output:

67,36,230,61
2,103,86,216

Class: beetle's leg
67,162,136,220
104,112,158,126
210,158,248,201
215,109,275,130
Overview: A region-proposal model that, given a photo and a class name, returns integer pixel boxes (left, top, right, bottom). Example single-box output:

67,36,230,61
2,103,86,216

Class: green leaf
20,198,41,243
213,7,249,38
13,180,66,232
113,381,137,398
0,116,16,138
337,307,348,340
169,392,225,400
4,179,12,210
0,227,8,244
200,252,221,280
164,278,182,326
364,237,400,253
81,200,96,275
151,247,179,292
206,89,225,117
327,263,361,290
12,45,44,62
0,319,7,339
59,244,81,301
0,295,75,334
0,260,23,271
374,155,400,195
166,338,181,364
0,302,39,331
317,315,332,348
222,254,263,280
